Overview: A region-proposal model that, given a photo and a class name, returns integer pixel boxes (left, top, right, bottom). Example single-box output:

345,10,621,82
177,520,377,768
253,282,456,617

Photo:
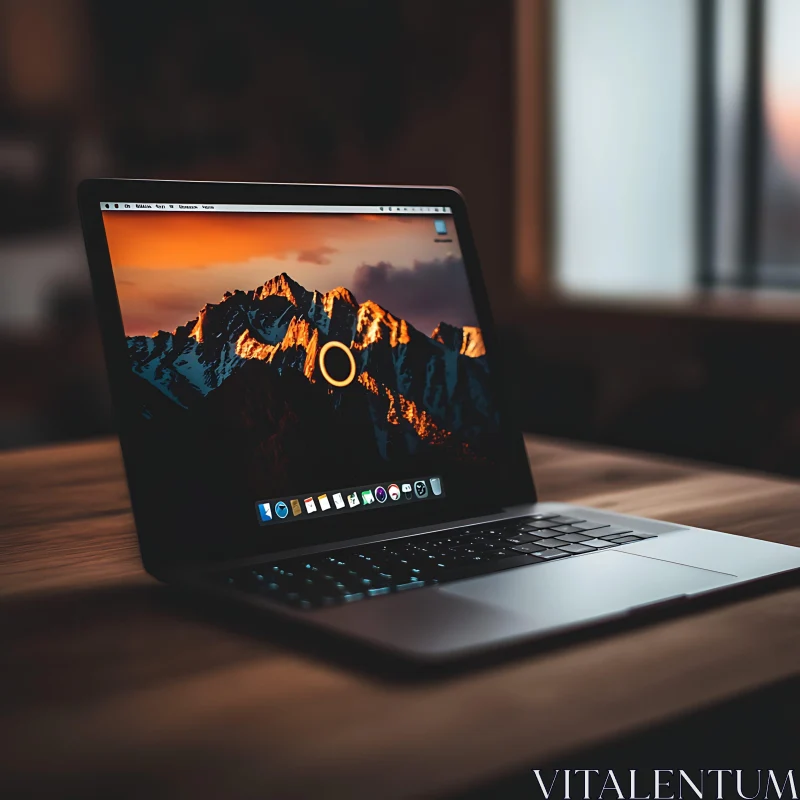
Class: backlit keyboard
214,513,656,610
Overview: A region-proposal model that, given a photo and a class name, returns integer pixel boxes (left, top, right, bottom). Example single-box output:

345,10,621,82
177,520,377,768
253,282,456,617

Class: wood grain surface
1,436,799,798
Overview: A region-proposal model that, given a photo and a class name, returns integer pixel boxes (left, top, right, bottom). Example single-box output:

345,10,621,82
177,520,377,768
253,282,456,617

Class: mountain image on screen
125,272,499,496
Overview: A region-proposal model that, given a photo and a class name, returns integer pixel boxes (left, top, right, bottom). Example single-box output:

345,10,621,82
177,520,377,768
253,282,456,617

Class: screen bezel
78,179,537,573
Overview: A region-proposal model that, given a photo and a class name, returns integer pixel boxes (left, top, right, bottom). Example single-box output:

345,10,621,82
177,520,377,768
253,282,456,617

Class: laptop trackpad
439,551,735,631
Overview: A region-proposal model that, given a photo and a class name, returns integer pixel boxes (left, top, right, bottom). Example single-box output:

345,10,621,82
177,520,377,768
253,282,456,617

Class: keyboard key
534,530,572,539
522,519,560,530
598,526,634,539
536,537,570,547
557,543,595,554
504,533,540,544
511,543,548,554
525,514,558,521
551,525,584,534
556,532,593,543
547,515,584,525
449,553,543,573
396,579,426,591
537,549,570,560
580,538,619,549
608,535,643,544
485,549,516,559
571,521,610,532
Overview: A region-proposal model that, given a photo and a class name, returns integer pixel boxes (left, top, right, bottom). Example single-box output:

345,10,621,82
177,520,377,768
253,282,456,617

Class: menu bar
100,202,452,214
255,476,444,526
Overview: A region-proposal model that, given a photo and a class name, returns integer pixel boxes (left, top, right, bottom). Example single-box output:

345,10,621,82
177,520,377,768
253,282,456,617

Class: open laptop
78,179,800,664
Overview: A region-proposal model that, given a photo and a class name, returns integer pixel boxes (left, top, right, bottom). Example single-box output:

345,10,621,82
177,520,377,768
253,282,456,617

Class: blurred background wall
2,0,800,476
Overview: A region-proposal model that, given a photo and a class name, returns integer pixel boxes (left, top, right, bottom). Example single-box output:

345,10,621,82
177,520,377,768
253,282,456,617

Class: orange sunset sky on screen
103,212,369,270
103,211,465,337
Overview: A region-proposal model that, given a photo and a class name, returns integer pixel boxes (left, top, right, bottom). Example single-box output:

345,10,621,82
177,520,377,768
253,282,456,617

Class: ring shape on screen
318,341,357,388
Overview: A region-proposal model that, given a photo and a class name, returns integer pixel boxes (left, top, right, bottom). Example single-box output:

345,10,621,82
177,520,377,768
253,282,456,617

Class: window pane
553,0,697,296
759,0,800,284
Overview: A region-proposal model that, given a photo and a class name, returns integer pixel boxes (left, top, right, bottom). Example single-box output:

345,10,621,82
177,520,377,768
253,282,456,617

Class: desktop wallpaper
103,211,501,509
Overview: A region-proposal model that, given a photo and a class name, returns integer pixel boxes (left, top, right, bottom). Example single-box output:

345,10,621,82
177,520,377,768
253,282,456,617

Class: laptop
78,179,800,664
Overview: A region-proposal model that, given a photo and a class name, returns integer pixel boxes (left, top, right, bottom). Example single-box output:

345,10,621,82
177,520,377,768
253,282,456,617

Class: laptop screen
100,200,509,556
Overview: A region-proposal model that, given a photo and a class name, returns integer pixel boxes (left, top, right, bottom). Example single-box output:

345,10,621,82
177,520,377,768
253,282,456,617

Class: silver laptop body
79,179,800,664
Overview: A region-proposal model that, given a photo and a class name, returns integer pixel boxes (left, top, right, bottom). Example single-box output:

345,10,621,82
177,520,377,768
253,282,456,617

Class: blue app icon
275,501,289,519
434,219,447,235
258,502,272,522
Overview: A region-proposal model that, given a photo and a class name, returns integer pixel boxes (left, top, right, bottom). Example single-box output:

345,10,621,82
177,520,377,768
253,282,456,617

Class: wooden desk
2,437,799,798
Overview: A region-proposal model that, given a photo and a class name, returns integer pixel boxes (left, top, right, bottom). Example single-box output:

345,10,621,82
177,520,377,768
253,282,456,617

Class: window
759,0,800,285
516,0,800,296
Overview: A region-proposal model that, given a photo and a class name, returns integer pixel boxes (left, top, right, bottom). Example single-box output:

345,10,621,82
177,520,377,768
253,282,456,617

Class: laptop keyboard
214,513,656,610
